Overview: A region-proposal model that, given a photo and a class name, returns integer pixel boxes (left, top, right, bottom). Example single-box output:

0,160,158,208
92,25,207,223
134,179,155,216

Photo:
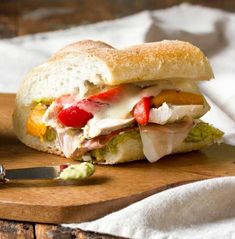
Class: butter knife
0,163,95,182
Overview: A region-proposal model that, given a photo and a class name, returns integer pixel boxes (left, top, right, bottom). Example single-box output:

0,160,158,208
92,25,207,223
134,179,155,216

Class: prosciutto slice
72,126,138,158
139,118,194,163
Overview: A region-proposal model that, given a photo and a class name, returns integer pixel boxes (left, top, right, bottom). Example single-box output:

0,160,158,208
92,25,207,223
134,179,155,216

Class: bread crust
51,40,214,85
16,40,214,107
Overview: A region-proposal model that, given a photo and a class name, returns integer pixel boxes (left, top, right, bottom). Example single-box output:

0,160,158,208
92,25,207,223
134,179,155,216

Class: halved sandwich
13,40,223,164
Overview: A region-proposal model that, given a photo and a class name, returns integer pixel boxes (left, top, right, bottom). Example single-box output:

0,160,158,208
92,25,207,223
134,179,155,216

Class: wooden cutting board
0,94,235,224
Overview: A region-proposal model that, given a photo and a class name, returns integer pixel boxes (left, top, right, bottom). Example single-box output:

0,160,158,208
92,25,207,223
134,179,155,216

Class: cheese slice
149,103,207,125
83,118,135,138
83,80,202,139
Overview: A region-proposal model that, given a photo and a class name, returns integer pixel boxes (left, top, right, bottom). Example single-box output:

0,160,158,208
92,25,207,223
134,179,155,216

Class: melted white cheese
82,85,140,138
83,118,135,138
149,103,207,125
84,80,201,138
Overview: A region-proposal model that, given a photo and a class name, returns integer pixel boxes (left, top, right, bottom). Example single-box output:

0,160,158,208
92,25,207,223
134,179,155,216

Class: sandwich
13,40,223,164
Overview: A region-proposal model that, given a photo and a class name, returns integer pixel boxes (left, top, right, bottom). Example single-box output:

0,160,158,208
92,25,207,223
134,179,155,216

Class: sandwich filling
26,79,223,162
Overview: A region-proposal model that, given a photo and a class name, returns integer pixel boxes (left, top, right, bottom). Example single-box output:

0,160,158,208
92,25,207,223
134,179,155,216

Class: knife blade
0,164,69,182
0,162,95,182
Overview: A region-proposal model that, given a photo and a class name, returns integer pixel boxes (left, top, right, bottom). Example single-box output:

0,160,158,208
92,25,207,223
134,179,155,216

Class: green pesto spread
58,162,95,181
77,130,140,162
33,98,54,106
43,127,57,142
185,122,224,143
78,123,223,162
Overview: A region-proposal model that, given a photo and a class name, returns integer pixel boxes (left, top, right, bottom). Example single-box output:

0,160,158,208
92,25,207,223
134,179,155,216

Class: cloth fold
64,177,235,239
1,3,235,239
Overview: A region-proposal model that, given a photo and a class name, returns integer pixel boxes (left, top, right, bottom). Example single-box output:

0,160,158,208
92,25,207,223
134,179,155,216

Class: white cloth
65,177,235,239
1,3,235,238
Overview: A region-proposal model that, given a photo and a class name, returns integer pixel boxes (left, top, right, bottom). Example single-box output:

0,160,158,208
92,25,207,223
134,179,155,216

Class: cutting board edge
0,179,200,224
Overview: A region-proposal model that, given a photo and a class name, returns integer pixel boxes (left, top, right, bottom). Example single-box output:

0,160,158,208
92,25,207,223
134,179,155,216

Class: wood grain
35,224,123,239
0,220,34,239
0,93,235,224
0,220,122,239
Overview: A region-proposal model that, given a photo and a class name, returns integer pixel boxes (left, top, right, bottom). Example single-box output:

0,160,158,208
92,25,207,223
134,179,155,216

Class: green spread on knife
58,162,95,181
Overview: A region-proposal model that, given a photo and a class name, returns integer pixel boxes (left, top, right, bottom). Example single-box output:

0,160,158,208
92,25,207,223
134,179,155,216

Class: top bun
17,40,214,105
54,40,214,83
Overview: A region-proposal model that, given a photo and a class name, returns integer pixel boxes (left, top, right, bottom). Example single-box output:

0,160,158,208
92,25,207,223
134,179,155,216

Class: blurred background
0,0,235,141
1,0,235,38
1,0,235,104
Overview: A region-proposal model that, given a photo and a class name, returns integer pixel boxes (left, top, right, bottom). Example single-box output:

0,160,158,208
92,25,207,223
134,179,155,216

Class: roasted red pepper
57,106,93,128
132,97,151,126
88,86,123,103
56,86,123,127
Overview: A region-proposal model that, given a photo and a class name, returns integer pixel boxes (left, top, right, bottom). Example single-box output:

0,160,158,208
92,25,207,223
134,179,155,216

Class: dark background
1,0,235,38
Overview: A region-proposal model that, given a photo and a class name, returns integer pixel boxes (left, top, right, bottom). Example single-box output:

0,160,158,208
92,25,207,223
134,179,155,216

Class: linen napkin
1,3,235,239
66,177,235,239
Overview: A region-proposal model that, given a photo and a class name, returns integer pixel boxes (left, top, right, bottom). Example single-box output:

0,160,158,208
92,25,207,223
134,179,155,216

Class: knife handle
0,165,6,183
